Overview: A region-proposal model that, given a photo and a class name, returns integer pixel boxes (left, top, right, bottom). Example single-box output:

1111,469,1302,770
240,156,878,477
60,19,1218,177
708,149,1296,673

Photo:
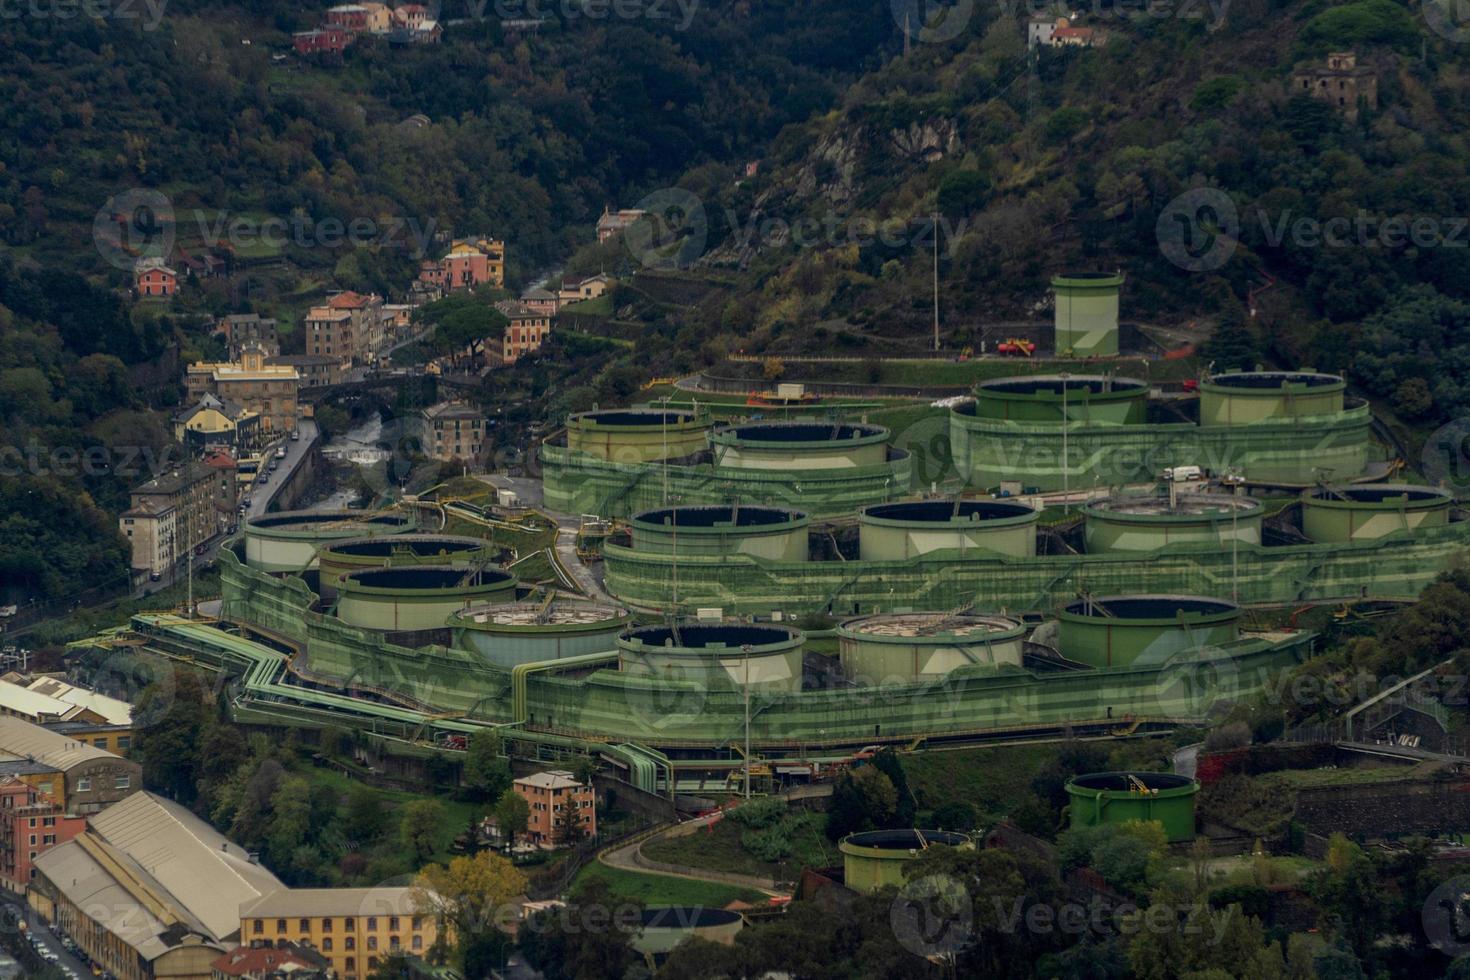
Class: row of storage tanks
966,369,1352,426
563,410,895,467
236,510,1278,685
622,481,1454,564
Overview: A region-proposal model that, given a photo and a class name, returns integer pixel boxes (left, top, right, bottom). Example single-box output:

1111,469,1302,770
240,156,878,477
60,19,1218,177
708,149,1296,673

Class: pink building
134,257,177,297
0,777,84,892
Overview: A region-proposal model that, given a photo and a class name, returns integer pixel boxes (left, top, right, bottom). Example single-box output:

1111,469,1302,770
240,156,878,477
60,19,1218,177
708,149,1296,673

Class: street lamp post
742,643,752,800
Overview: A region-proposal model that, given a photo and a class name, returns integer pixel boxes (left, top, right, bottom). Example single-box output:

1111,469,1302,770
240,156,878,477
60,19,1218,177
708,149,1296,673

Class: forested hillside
587,0,1470,425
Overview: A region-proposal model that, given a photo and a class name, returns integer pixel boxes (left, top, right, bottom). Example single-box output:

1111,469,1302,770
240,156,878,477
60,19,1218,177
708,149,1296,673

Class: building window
277,919,287,934
367,936,377,951
75,779,90,793
322,938,333,952
115,775,131,790
412,935,423,950
344,918,355,930
322,918,333,931
367,917,376,931
345,937,356,950
345,957,355,972
254,920,265,935
300,918,311,931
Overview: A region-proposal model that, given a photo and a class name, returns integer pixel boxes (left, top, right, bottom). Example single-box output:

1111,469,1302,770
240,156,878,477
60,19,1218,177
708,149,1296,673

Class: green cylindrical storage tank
450,599,632,667
629,505,809,561
1083,494,1262,553
837,613,1025,684
708,421,890,470
243,510,416,573
1065,771,1200,842
840,829,972,894
317,534,497,599
336,565,518,631
630,907,744,961
1052,272,1124,357
970,375,1149,425
564,409,711,463
858,500,1038,560
617,623,804,692
1301,484,1454,543
1056,595,1240,668
1198,371,1345,425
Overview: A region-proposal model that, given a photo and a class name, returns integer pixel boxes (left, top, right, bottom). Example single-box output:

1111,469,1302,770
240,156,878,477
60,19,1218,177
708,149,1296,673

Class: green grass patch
560,295,613,316
905,744,1061,816
640,810,836,882
574,858,767,907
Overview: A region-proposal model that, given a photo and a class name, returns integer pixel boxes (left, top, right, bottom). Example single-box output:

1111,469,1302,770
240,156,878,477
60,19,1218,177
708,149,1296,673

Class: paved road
3,899,98,978
244,419,318,520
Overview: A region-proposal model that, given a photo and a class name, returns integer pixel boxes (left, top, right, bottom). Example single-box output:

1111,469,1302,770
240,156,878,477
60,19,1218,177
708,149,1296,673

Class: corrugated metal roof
239,886,420,919
0,715,113,768
88,792,283,942
26,678,133,725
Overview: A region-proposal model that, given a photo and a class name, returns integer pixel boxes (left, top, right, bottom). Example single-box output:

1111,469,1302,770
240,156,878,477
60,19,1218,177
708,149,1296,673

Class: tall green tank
565,409,711,463
971,376,1149,425
1055,595,1240,668
840,829,972,893
1083,493,1263,553
1052,272,1124,356
1198,371,1345,425
1065,771,1199,842
617,623,804,692
336,565,518,631
858,500,1038,560
709,421,890,470
629,505,810,561
1301,484,1454,542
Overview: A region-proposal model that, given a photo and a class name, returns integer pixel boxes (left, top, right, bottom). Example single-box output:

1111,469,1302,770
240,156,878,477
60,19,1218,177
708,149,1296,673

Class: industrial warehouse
70,330,1470,798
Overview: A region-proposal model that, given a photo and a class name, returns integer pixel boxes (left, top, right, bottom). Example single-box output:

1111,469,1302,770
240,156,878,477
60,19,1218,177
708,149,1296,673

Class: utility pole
742,644,752,800
1060,373,1070,512
932,212,941,352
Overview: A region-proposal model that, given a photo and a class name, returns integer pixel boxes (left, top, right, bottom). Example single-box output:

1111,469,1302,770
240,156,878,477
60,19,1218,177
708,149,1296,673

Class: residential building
0,715,141,816
328,291,386,363
268,354,345,388
174,394,262,454
306,307,354,367
520,286,560,317
558,274,611,305
120,457,238,578
383,303,415,332
239,887,441,980
185,346,302,432
134,257,177,298
0,777,84,892
212,942,331,979
293,27,354,56
419,402,486,463
596,207,646,243
216,314,280,359
420,238,505,292
513,770,595,846
31,792,285,980
1292,51,1377,119
324,4,373,33
492,301,551,365
393,3,430,29
1027,15,1057,47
